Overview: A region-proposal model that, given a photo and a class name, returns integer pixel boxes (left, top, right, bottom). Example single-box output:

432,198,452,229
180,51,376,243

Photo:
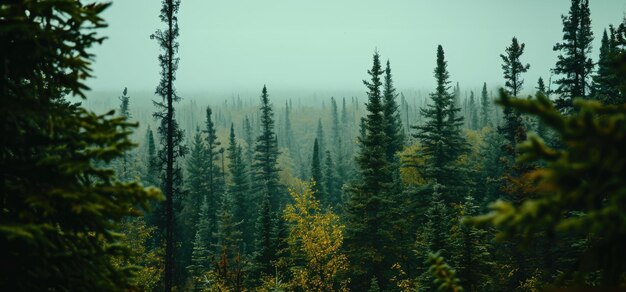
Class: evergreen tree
344,51,397,290
450,195,494,291
316,118,326,157
251,86,282,279
535,78,549,139
412,45,467,195
0,2,159,289
480,82,492,128
552,0,594,111
500,37,530,97
227,123,251,250
213,191,243,263
593,28,621,103
116,87,133,181
204,106,225,245
416,184,452,290
382,60,405,161
468,92,479,130
323,150,341,208
310,138,325,203
188,196,212,291
144,126,160,187
243,116,255,166
151,0,184,288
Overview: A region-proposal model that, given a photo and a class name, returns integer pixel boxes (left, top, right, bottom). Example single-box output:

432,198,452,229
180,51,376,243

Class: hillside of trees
2,0,626,291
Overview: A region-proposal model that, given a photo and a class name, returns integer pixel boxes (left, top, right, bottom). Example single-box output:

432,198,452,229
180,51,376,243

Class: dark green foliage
310,138,325,203
552,0,594,111
151,0,184,288
214,191,243,263
0,1,160,290
252,193,275,279
468,92,479,130
323,150,341,208
383,60,405,161
593,26,625,104
368,276,381,292
188,196,212,291
500,37,530,97
480,82,492,128
204,106,225,244
473,92,626,287
243,116,255,166
412,45,467,195
450,196,494,291
227,123,251,250
316,118,327,158
253,86,283,210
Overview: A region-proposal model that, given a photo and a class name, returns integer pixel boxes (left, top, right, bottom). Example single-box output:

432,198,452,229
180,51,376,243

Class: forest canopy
1,0,626,291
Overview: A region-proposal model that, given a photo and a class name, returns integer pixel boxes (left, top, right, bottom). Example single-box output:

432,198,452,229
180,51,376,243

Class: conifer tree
412,45,466,195
535,78,549,139
345,51,398,290
144,126,160,187
416,184,452,290
310,138,325,203
188,196,212,291
468,92,479,130
151,0,184,288
116,87,133,181
243,116,255,166
323,150,341,208
251,86,282,279
204,106,225,244
501,37,530,97
480,83,492,128
499,38,529,162
593,28,621,103
227,123,251,249
553,0,594,111
213,191,243,263
382,60,405,160
0,2,160,289
450,195,494,291
316,118,326,157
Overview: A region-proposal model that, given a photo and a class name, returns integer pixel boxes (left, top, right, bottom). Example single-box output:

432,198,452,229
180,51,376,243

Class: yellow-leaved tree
283,182,350,291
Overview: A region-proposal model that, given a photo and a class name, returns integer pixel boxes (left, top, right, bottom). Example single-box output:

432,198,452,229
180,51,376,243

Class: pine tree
412,45,467,195
499,38,529,164
151,0,184,288
251,85,282,279
116,87,133,181
480,83,492,128
416,184,452,290
593,29,621,103
553,0,594,111
310,138,325,203
188,196,212,291
144,126,160,188
323,150,341,208
243,116,255,166
468,92,479,130
213,191,243,263
204,106,225,245
535,78,549,140
450,195,494,291
0,2,160,289
316,118,326,157
344,51,396,290
227,123,251,250
382,60,405,161
500,37,530,97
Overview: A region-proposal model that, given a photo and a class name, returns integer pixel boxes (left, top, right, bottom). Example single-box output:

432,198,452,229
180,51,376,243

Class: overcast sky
89,0,626,97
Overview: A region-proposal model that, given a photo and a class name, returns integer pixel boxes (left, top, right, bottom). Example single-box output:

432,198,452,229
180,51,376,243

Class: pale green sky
89,0,626,97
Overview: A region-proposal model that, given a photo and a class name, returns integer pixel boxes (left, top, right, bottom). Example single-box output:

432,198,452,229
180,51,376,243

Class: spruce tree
251,86,282,279
450,195,494,291
480,82,492,128
323,150,341,208
204,106,225,245
227,123,251,250
188,196,212,291
151,0,184,288
243,116,255,166
553,0,594,111
593,29,621,103
310,138,325,203
469,91,479,130
382,60,405,161
213,191,243,263
316,118,326,157
412,45,466,195
116,87,133,181
0,2,160,289
500,37,530,97
344,51,397,290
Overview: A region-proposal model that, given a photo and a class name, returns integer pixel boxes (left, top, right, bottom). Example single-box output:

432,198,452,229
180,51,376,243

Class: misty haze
2,0,626,291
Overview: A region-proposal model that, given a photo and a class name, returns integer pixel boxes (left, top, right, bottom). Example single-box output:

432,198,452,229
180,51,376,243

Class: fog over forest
3,0,626,291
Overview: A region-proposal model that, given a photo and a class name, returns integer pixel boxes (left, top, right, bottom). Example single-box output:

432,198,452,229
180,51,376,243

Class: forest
2,0,626,291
